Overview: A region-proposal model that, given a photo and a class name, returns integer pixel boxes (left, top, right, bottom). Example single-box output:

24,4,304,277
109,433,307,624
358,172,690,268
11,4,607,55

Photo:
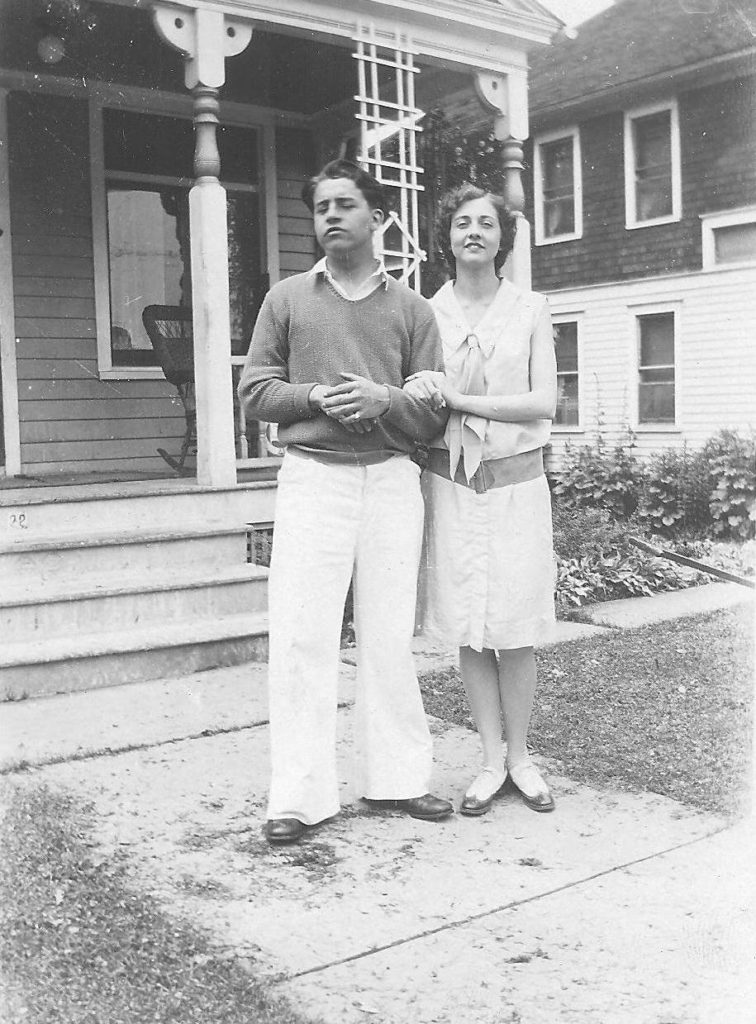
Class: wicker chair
141,305,196,475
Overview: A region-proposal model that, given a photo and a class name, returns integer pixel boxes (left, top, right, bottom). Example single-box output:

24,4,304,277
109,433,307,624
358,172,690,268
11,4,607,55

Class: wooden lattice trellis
353,24,426,292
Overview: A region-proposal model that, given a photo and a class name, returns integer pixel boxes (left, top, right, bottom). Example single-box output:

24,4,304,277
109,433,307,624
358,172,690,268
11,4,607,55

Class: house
0,0,560,696
525,0,756,468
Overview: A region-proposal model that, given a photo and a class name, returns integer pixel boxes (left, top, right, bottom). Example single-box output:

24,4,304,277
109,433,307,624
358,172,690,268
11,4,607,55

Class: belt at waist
426,447,544,494
289,445,399,467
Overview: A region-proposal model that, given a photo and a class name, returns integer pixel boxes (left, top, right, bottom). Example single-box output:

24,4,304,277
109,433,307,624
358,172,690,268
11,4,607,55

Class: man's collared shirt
309,256,390,302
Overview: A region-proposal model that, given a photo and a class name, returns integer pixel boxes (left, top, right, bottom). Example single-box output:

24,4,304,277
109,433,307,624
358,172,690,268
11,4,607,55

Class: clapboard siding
15,278,95,299
21,398,184,421
20,416,185,444
275,126,315,280
546,265,756,470
8,91,185,473
23,437,188,463
13,256,94,279
23,456,170,475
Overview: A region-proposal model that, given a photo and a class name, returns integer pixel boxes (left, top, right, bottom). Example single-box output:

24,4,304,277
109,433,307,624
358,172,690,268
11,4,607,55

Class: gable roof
529,0,756,114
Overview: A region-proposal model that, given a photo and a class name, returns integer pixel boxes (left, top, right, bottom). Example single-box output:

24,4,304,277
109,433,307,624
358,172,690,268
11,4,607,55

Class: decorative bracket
474,71,528,141
152,4,253,89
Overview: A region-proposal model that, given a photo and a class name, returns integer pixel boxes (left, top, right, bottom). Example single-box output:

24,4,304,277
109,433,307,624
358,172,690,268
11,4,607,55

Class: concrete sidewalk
1,582,753,1023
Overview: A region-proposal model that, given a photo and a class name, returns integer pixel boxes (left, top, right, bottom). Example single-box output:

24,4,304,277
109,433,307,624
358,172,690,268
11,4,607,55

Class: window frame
623,99,681,230
91,97,266,381
700,206,756,270
533,126,583,246
550,312,583,432
629,302,681,432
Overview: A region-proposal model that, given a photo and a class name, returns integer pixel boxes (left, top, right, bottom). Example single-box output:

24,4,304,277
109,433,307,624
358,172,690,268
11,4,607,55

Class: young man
238,159,451,844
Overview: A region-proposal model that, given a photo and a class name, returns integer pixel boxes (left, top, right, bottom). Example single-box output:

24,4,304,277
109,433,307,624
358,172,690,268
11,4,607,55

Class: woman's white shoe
460,766,508,816
507,757,555,812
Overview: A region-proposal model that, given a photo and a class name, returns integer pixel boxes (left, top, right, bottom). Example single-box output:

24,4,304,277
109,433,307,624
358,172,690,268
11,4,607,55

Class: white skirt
418,469,556,652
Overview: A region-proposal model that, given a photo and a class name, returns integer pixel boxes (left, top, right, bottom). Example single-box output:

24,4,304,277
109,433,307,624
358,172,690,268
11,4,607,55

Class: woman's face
449,196,502,270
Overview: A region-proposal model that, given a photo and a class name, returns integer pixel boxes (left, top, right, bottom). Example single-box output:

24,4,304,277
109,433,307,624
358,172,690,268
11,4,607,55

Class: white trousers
266,450,433,825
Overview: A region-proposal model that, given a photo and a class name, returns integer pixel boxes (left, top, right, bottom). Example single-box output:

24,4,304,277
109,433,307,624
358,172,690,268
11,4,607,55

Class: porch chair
141,305,196,476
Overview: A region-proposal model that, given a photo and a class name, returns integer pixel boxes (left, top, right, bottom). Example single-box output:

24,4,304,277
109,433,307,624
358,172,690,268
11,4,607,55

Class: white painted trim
627,300,682,431
533,125,582,246
261,122,281,286
90,96,116,379
551,310,584,430
623,98,681,230
98,0,554,66
0,90,21,476
701,205,756,270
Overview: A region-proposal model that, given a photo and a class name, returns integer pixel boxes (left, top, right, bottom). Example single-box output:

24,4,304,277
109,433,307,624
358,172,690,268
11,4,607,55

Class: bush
637,445,712,537
553,433,646,518
552,504,701,612
703,430,756,541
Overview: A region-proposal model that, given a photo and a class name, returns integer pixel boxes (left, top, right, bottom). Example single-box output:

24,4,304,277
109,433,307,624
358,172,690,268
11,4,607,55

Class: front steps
0,479,277,699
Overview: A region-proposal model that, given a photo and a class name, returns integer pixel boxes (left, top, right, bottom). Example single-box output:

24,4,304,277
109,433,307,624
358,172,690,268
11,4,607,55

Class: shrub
553,433,646,518
637,445,712,537
552,504,701,612
703,430,756,541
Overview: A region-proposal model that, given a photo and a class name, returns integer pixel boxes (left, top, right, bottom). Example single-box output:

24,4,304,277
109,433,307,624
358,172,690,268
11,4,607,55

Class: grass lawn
0,783,323,1024
420,604,754,819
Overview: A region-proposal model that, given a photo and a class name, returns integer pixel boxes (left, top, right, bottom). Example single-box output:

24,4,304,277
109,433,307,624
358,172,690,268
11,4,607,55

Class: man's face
312,177,383,259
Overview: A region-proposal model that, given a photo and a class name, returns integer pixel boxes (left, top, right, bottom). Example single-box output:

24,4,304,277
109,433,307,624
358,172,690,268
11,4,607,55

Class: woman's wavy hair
437,184,517,274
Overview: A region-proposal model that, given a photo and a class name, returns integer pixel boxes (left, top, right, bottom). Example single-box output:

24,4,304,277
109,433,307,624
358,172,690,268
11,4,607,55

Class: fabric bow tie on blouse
445,328,494,481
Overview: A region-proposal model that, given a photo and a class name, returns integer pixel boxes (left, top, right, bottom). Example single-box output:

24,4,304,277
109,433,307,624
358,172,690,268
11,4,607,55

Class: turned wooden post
152,5,252,486
474,71,532,289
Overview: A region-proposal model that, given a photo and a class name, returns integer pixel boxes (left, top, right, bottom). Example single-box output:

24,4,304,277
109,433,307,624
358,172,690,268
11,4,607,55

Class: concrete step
0,612,269,700
0,523,252,582
0,476,278,540
0,564,269,642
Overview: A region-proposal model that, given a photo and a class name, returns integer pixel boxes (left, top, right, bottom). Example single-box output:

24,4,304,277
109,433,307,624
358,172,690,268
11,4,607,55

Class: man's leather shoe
363,793,453,821
265,818,308,844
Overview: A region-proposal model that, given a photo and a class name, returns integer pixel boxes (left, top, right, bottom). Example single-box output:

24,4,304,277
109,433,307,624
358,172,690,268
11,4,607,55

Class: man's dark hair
437,184,517,274
301,159,386,213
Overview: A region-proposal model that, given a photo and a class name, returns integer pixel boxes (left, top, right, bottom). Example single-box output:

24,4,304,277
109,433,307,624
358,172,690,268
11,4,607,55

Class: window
624,101,680,228
553,320,580,427
534,128,582,244
637,312,676,425
95,108,262,373
701,208,756,269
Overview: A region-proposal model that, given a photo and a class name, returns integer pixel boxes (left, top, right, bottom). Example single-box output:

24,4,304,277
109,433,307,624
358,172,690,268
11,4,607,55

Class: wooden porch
0,0,560,695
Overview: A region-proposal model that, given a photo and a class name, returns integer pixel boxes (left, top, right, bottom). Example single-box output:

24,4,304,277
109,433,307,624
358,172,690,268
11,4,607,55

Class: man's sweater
237,272,449,454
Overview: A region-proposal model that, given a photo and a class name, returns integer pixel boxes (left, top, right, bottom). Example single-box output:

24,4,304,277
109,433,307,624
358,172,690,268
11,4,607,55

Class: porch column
0,88,21,476
475,71,531,289
152,6,252,486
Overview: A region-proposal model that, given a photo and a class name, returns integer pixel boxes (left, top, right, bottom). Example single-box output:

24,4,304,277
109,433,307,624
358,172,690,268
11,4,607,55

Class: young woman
406,184,558,816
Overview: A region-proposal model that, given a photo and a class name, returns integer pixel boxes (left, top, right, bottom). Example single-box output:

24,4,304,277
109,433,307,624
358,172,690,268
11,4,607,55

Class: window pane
218,125,260,186
105,110,194,180
556,375,579,426
633,110,672,220
107,185,191,366
638,312,675,423
639,313,674,367
639,381,675,423
541,137,575,236
554,321,578,372
105,110,259,186
228,191,264,356
714,222,756,264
